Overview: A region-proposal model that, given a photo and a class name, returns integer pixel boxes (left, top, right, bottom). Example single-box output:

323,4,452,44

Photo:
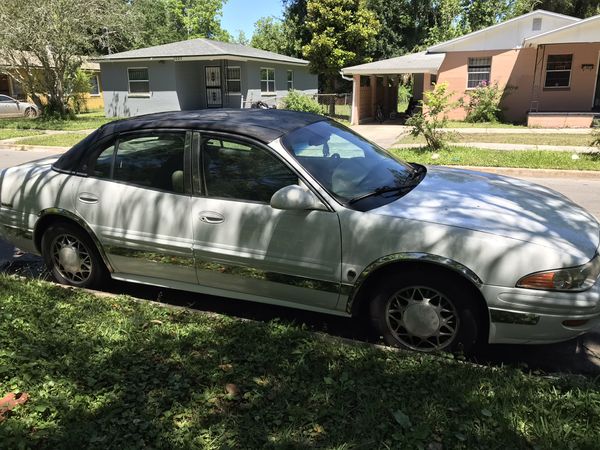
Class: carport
341,51,446,125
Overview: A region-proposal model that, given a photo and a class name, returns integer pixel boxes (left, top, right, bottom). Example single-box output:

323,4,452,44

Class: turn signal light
517,272,556,290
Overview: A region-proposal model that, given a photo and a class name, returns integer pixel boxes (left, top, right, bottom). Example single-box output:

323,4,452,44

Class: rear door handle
199,211,224,224
78,193,99,204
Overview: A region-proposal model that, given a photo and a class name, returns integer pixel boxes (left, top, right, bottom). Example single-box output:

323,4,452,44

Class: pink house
342,10,600,127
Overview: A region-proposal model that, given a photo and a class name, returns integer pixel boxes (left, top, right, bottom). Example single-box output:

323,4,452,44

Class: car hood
371,166,600,260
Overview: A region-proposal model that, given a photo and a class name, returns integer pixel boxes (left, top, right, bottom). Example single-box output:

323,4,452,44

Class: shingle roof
99,38,308,65
342,52,445,75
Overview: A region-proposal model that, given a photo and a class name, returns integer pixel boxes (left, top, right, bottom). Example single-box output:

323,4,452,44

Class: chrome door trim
345,252,484,314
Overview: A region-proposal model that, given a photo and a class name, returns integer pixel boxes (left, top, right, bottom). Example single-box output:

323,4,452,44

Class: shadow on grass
1,277,599,449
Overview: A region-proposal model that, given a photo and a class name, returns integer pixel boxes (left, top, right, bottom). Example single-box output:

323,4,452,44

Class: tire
369,268,483,354
41,222,108,289
24,107,37,118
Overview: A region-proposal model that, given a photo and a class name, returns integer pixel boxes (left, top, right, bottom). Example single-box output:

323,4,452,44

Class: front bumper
482,279,600,344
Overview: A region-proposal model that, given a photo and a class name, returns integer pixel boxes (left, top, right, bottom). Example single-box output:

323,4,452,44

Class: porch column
351,74,361,125
383,75,389,116
423,73,433,93
391,76,399,114
370,75,377,118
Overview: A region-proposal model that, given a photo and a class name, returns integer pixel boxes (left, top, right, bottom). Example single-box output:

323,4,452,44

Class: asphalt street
1,148,600,375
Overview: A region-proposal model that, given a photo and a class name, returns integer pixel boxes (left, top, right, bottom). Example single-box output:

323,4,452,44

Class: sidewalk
395,141,600,153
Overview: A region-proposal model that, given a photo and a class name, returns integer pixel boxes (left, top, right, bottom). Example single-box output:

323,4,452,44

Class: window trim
127,67,150,97
287,70,294,90
260,67,276,95
89,74,101,96
192,130,332,210
226,66,241,95
544,54,573,89
466,57,492,90
86,129,192,196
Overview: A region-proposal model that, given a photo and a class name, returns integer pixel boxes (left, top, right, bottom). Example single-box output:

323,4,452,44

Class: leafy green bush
281,90,322,115
406,82,456,151
68,69,92,114
463,81,505,123
592,129,600,148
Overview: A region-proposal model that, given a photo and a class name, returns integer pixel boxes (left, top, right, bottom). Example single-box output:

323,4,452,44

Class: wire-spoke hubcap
51,234,92,284
385,286,459,352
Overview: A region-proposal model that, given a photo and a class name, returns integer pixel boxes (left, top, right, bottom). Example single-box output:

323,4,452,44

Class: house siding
535,43,600,112
101,59,317,117
102,61,181,117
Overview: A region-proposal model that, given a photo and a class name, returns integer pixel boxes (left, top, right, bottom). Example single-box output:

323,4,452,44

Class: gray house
99,39,318,117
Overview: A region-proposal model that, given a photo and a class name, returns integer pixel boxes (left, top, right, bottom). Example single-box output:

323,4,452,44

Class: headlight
516,254,600,292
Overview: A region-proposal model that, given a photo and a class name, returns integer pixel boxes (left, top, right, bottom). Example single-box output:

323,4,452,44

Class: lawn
391,147,600,171
1,275,599,449
0,129,45,140
0,111,114,131
15,133,88,147
398,133,596,147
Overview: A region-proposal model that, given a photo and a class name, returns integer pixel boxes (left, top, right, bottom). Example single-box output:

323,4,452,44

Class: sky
221,0,284,39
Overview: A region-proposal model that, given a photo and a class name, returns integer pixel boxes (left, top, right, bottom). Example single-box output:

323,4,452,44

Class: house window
545,54,572,88
226,66,241,93
287,70,294,90
128,68,150,94
467,57,491,88
89,74,100,96
261,68,275,93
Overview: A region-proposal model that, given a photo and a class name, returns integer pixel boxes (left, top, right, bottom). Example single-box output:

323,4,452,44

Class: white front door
191,133,342,310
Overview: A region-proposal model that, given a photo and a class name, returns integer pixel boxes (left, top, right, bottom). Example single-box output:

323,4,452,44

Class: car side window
89,132,186,194
201,137,297,202
0,95,12,102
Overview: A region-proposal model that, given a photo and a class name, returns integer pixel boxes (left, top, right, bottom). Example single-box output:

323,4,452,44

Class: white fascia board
427,10,579,52
97,55,308,66
523,14,600,46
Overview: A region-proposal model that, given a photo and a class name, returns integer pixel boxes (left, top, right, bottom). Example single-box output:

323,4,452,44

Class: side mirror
270,185,328,211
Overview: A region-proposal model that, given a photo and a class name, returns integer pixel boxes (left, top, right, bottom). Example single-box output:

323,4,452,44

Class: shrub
281,90,322,115
406,82,457,151
463,81,505,123
592,129,600,148
67,69,91,115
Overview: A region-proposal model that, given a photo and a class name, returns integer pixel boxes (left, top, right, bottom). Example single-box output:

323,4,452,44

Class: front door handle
78,193,99,204
200,211,224,224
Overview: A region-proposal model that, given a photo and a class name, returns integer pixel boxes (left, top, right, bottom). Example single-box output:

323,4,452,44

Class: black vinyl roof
98,109,325,143
54,109,326,173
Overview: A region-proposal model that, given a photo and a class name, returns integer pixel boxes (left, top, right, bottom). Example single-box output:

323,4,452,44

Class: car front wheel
24,107,37,118
369,269,482,354
41,222,108,289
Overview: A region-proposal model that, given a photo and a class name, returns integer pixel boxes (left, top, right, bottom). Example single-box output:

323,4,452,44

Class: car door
0,95,19,117
190,132,342,310
74,130,197,283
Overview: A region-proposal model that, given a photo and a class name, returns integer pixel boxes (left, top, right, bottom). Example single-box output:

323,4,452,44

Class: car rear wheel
369,269,482,354
41,222,108,289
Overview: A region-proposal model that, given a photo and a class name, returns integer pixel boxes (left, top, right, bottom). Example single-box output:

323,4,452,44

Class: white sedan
0,109,598,353
0,94,39,118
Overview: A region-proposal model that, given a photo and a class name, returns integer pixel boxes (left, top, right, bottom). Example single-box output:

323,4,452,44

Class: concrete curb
452,165,600,179
0,144,68,152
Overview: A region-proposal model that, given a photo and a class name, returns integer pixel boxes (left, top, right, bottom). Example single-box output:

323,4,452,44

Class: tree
128,0,230,49
282,0,311,58
0,0,133,116
233,30,249,46
250,17,287,53
509,0,600,18
366,0,438,58
302,0,380,92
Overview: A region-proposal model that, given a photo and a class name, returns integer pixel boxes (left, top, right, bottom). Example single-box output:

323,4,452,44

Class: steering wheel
330,153,340,159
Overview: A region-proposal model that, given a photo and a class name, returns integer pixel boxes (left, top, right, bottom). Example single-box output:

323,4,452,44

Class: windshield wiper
348,185,412,205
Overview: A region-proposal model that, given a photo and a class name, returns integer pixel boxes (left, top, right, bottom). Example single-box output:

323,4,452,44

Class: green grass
0,111,114,131
391,147,600,171
1,275,599,449
0,129,45,140
398,133,596,147
15,133,88,147
445,121,527,129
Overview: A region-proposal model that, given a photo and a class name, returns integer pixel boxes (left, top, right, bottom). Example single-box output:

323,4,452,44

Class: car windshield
281,120,422,205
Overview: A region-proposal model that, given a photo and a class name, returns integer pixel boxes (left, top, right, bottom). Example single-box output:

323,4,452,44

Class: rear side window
89,132,186,194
